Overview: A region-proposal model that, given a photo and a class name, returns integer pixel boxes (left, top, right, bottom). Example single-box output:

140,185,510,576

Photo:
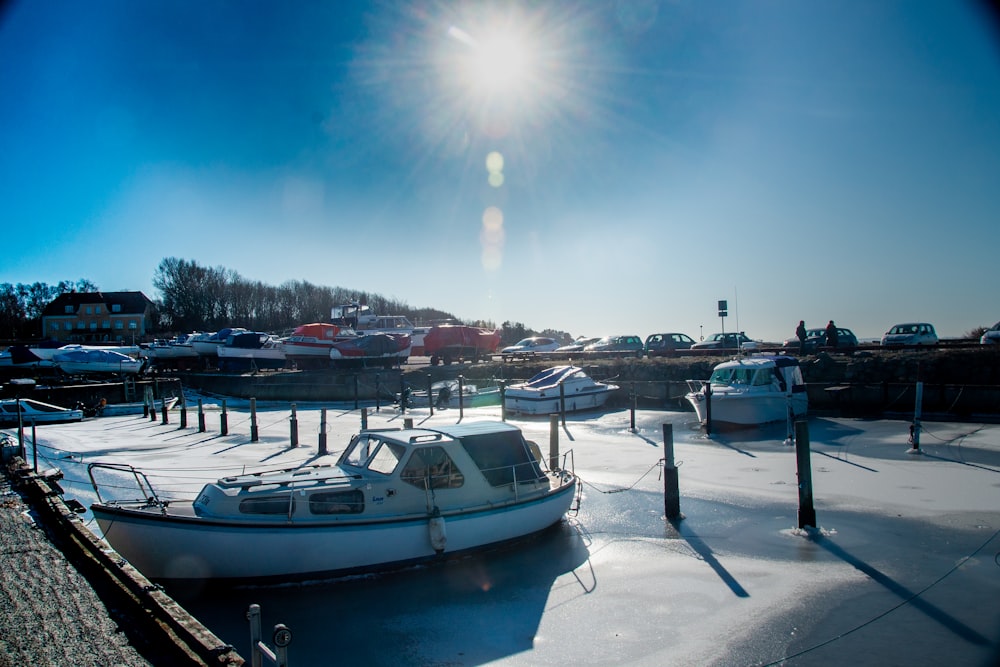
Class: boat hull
685,390,807,427
92,481,576,582
504,387,614,415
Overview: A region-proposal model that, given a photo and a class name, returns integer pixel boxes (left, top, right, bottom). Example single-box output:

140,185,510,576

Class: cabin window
460,432,546,487
340,435,404,475
367,441,404,475
400,446,465,490
239,495,294,515
309,489,365,515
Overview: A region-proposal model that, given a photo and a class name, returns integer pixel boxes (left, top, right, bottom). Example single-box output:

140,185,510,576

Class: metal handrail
87,462,163,507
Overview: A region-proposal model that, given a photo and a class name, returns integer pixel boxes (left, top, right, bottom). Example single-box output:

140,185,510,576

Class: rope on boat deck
578,458,676,495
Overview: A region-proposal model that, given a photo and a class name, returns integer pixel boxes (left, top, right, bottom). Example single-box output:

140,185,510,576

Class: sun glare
448,25,536,99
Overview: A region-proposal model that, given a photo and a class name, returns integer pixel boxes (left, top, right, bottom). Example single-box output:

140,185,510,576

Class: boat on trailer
89,421,579,582
684,354,807,428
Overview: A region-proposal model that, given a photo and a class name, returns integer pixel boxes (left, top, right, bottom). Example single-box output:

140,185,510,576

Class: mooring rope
579,458,672,495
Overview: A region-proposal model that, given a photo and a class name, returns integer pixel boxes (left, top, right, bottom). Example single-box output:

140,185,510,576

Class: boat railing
686,379,708,393
88,462,164,508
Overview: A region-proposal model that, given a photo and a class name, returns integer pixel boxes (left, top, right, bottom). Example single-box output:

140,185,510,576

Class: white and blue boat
685,354,807,428
504,365,619,415
89,421,578,582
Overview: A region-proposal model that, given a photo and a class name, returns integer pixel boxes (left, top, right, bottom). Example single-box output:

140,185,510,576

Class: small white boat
143,334,199,363
0,398,84,427
89,421,579,582
504,366,619,415
52,348,144,375
190,328,247,358
684,354,807,428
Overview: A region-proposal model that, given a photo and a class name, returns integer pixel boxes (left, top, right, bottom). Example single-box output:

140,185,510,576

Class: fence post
549,414,560,471
290,403,298,448
250,397,259,442
794,420,817,529
319,409,327,455
221,399,229,436
663,423,680,520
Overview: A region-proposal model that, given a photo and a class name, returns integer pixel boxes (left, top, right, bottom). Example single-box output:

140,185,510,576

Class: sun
448,25,536,99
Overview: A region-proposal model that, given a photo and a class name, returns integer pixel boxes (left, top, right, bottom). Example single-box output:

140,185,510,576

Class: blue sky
2,1,998,342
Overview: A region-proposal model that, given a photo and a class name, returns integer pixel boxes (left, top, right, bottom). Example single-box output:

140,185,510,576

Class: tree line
0,259,574,346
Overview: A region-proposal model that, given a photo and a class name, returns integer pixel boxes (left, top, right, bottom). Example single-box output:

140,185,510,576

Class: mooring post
31,421,38,473
361,407,368,430
250,397,259,442
404,417,414,429
458,375,465,419
142,386,150,418
909,380,924,452
290,403,299,448
353,374,359,410
427,374,434,416
319,409,328,454
375,373,381,412
630,382,636,432
559,381,566,426
197,399,206,432
221,399,229,436
549,413,560,471
179,391,188,429
150,388,157,423
663,423,680,520
499,380,506,422
160,398,169,425
705,382,713,435
794,420,817,529
399,375,406,415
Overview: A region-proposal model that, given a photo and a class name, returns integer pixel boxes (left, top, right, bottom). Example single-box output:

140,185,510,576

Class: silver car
881,323,938,347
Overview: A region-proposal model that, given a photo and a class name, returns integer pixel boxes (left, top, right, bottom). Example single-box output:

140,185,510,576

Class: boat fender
428,508,447,553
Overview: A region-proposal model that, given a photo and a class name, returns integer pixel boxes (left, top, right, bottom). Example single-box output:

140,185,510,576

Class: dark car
782,327,859,353
644,332,696,357
690,332,756,351
584,335,644,357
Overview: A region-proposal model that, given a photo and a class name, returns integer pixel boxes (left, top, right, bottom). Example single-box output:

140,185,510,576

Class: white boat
190,328,247,358
280,323,354,367
504,366,619,415
89,421,579,582
216,331,286,372
684,354,807,428
0,398,84,427
52,348,144,375
143,334,199,362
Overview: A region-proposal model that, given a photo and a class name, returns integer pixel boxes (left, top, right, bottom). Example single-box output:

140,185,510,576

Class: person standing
825,320,839,349
796,320,808,354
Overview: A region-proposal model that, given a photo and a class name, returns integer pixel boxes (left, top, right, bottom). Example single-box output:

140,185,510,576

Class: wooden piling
794,420,817,529
663,423,681,520
290,403,298,448
549,414,559,471
319,409,328,454
250,397,258,442
220,399,229,436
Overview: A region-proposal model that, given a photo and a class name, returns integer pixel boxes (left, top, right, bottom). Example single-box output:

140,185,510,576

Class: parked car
584,335,644,357
691,332,755,351
500,336,560,360
554,336,601,353
782,327,859,353
644,332,696,357
981,322,1000,345
881,323,938,347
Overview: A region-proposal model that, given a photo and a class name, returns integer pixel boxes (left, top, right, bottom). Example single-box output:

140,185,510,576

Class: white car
881,322,938,347
981,321,1000,345
500,336,560,360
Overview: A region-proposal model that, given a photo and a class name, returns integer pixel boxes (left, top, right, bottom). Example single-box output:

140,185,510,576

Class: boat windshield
710,367,775,387
339,434,405,475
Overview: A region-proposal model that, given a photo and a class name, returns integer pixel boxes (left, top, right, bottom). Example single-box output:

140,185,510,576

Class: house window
102,320,110,329
77,321,85,329
85,306,92,315
90,322,97,330
112,304,122,313
128,321,137,330
64,305,74,314
115,321,124,330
